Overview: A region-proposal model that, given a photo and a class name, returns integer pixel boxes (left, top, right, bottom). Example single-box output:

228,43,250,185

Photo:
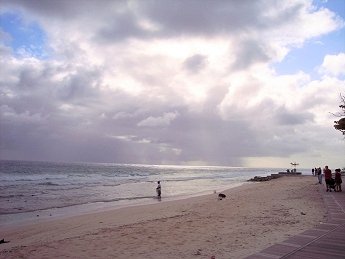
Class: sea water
0,160,310,226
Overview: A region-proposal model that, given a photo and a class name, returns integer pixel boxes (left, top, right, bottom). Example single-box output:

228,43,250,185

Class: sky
0,0,344,168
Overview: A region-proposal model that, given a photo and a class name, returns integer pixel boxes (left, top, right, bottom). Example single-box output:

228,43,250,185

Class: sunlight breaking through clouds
0,0,344,167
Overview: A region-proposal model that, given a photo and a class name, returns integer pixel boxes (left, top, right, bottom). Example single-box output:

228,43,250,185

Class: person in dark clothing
156,181,161,198
335,168,342,192
324,166,332,192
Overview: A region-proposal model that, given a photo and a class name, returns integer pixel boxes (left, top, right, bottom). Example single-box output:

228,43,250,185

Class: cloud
230,39,273,70
273,106,314,125
183,54,207,73
318,53,345,77
137,111,179,127
0,0,344,166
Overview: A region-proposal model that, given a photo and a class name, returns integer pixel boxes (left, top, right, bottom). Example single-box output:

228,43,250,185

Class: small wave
162,177,221,182
38,182,60,186
0,194,25,199
102,183,122,187
99,196,154,203
9,178,35,182
0,196,156,215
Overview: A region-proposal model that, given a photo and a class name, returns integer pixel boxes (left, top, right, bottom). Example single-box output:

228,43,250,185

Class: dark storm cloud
0,53,185,163
136,0,270,35
183,54,207,73
0,60,102,118
106,104,259,165
230,39,272,70
90,0,305,44
96,11,148,42
168,114,256,165
56,69,102,102
274,106,314,125
1,0,304,41
0,0,121,19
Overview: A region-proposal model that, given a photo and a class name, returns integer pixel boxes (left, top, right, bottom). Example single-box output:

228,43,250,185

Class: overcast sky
0,0,344,168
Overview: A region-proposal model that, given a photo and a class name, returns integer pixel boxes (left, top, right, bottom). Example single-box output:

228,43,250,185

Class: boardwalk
246,183,345,259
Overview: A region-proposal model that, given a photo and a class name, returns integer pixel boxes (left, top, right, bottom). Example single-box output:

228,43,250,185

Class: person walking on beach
335,168,342,192
323,166,332,192
317,167,322,184
156,181,161,199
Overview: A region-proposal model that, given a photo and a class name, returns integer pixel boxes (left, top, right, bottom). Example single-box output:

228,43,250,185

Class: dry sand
0,176,326,259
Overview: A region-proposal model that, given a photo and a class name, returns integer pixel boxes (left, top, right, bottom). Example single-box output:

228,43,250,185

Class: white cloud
137,111,179,127
318,53,345,77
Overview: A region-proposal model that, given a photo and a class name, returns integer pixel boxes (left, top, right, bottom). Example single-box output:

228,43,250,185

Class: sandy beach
0,175,326,259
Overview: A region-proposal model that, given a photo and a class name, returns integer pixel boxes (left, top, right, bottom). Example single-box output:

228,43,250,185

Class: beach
0,175,326,259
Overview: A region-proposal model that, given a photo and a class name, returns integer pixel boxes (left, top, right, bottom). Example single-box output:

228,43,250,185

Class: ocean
0,160,310,226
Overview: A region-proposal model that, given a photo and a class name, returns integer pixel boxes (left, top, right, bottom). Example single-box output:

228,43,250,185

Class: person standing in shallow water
156,181,161,199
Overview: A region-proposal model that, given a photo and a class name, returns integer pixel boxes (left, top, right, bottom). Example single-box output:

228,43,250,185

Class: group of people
312,166,342,192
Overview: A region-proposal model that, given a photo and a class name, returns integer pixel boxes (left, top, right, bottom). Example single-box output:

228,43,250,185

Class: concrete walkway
245,183,345,259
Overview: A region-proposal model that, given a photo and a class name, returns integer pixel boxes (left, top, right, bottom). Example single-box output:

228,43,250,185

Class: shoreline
1,169,314,228
0,181,248,229
0,175,326,259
